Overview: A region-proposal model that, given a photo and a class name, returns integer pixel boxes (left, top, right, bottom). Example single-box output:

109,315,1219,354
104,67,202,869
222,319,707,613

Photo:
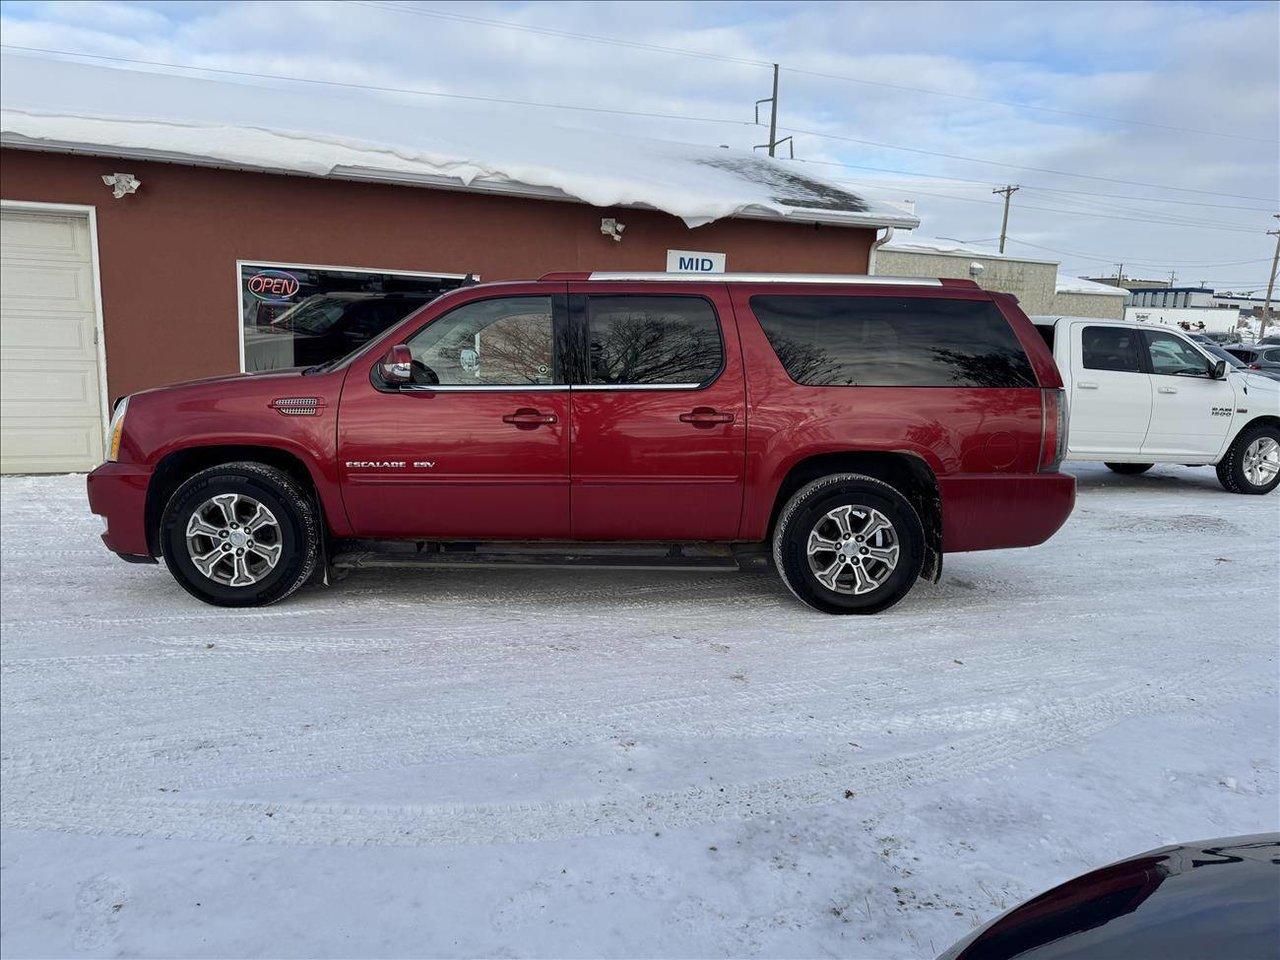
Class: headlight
106,396,130,462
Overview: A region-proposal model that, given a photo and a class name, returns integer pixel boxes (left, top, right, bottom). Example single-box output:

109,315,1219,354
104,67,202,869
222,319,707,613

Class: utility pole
993,185,1019,253
1261,213,1280,340
754,64,793,158
1168,270,1177,286
1114,262,1124,286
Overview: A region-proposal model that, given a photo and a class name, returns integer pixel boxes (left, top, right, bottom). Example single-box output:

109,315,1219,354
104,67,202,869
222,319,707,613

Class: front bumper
86,461,154,559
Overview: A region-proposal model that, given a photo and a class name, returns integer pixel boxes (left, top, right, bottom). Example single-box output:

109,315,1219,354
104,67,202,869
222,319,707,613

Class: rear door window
749,295,1036,387
1081,326,1143,373
585,296,723,386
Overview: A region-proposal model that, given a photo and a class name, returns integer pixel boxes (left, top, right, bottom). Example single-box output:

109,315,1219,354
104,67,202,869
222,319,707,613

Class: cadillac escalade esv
87,273,1075,614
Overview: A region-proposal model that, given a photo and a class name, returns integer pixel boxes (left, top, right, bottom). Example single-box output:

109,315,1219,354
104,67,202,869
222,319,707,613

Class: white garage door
1,208,105,473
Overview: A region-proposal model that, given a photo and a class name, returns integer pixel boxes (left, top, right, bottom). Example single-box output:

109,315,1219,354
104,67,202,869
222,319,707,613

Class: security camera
600,218,625,242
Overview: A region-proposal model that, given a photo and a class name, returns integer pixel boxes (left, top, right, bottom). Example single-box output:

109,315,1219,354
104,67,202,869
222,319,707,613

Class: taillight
1248,363,1262,370
1039,388,1067,473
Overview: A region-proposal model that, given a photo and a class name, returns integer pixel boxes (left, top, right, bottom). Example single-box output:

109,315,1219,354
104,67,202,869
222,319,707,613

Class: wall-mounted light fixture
102,172,141,199
600,217,625,242
968,261,986,278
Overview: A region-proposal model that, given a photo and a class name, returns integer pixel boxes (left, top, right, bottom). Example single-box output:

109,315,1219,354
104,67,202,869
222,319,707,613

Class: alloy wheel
1243,436,1280,487
184,493,283,587
805,504,900,595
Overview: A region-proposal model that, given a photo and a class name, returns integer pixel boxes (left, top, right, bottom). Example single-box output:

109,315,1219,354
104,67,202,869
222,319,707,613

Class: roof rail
538,271,976,287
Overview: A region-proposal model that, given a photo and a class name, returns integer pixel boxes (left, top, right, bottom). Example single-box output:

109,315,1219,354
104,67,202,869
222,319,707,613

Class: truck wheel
772,474,925,615
1216,424,1280,495
160,462,320,606
1105,462,1154,475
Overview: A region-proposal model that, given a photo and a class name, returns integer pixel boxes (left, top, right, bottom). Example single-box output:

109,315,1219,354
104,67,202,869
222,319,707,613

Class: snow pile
0,55,919,231
882,236,1003,257
1056,275,1130,296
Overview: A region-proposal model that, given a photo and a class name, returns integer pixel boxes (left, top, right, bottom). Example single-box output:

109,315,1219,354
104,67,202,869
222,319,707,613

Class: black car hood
939,834,1280,960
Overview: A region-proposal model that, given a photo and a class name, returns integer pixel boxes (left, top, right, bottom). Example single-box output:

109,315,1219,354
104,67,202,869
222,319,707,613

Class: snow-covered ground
2,464,1277,958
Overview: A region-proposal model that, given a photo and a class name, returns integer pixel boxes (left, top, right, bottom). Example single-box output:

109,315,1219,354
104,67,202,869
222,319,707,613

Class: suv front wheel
160,462,320,606
772,474,925,615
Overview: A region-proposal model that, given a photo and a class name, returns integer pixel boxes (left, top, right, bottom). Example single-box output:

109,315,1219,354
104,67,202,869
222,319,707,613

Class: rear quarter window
1081,326,1143,373
749,295,1037,388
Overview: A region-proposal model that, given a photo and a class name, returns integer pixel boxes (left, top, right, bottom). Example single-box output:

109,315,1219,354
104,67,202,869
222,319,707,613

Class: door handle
679,408,734,427
502,409,557,426
1157,386,1178,395
1077,381,1099,390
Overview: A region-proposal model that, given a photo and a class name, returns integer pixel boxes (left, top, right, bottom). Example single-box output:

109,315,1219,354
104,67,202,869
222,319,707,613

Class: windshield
302,290,451,374
1202,343,1245,368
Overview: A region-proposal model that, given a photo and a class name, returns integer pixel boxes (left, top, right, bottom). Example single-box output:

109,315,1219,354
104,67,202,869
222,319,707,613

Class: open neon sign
246,270,300,300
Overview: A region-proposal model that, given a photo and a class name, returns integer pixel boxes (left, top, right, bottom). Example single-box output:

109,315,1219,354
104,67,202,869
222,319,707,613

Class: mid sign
666,249,726,274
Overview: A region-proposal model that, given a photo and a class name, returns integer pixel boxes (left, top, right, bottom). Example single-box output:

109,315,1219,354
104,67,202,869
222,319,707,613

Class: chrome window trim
572,383,703,391
399,383,567,392
396,383,704,393
586,272,944,286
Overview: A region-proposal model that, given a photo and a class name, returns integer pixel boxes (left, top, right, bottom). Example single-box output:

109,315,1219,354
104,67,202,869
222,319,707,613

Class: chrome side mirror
379,344,413,384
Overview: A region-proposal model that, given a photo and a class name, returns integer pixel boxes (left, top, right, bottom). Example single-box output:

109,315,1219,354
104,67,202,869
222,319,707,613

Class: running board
331,541,746,573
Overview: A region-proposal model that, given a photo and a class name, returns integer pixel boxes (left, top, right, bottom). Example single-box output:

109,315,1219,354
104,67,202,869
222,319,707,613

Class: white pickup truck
1033,316,1280,494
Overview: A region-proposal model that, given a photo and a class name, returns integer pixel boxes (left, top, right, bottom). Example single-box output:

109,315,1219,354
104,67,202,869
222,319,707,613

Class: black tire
772,473,925,615
160,462,320,606
1105,462,1154,475
1216,423,1280,495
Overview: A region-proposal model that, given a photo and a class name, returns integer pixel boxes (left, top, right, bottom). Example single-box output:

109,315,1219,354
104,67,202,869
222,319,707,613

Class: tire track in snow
1,649,1133,795
0,671,1243,846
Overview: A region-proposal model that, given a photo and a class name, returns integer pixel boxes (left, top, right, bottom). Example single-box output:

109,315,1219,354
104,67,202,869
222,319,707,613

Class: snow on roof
1056,275,1130,296
879,235,1056,264
0,55,918,231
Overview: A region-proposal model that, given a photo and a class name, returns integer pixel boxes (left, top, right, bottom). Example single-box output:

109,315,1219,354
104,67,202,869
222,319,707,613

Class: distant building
1053,276,1133,318
1127,286,1215,308
1083,275,1170,290
1125,305,1241,335
873,237,1127,318
1212,292,1270,319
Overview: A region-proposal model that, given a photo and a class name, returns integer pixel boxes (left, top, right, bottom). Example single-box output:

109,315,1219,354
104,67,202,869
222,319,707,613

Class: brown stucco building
0,56,916,472
1,148,897,401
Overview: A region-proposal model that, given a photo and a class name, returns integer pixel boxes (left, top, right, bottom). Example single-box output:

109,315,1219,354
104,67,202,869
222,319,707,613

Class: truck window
406,296,554,385
1142,330,1210,378
749,295,1036,388
1081,326,1143,373
586,296,722,386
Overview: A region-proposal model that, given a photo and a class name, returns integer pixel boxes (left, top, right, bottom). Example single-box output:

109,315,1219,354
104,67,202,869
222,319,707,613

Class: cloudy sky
2,0,1277,288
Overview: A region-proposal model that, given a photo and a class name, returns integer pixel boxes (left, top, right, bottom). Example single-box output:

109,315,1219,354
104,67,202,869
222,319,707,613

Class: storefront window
239,263,466,371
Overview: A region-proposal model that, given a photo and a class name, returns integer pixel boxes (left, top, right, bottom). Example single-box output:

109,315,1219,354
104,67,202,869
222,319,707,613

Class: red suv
88,273,1074,614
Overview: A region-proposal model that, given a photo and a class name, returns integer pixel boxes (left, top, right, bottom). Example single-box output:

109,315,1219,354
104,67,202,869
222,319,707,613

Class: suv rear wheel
160,462,320,606
772,474,925,615
1216,424,1280,495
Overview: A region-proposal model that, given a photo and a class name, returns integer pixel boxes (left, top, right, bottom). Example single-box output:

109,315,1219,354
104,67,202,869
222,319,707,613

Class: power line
785,126,1278,202
7,44,1274,209
344,0,1277,145
0,44,758,129
781,66,1277,145
1003,238,1274,267
9,42,1276,215
832,180,1267,233
343,0,772,67
785,157,1273,212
